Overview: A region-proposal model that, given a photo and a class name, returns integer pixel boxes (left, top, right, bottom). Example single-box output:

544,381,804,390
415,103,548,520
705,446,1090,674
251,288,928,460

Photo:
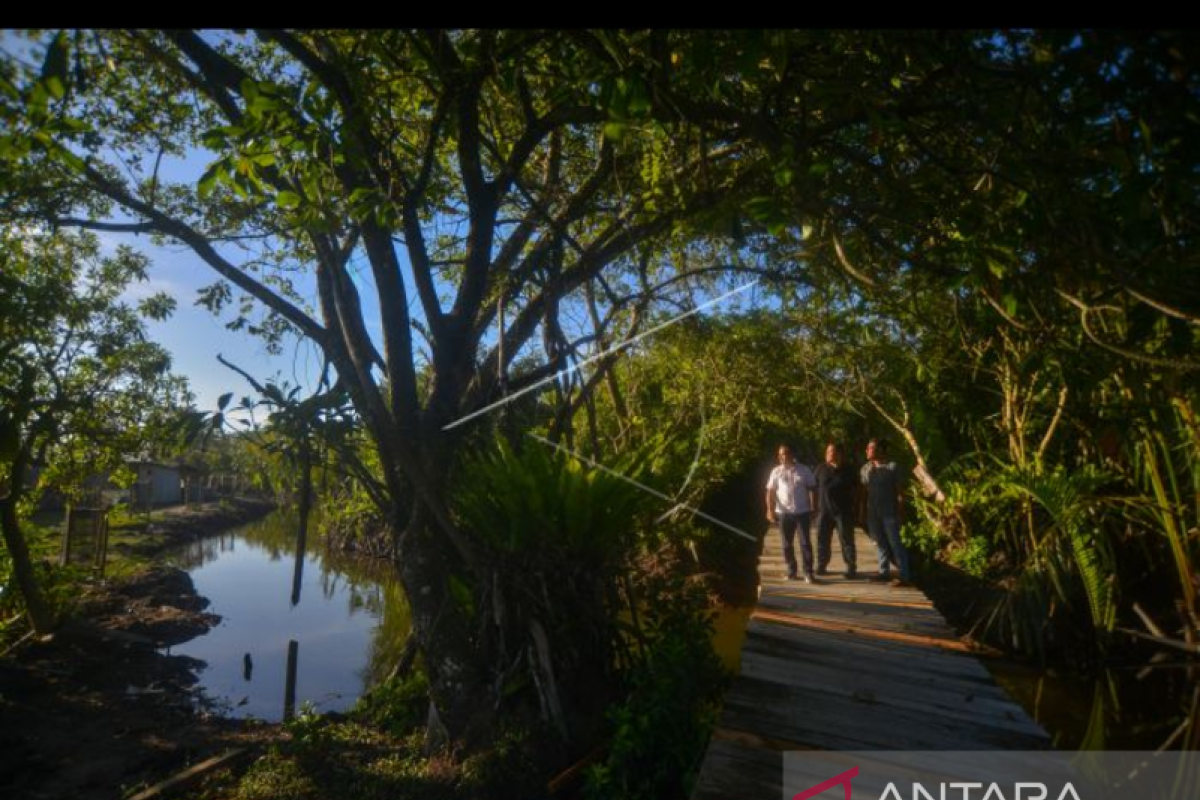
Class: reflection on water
987,658,1191,750
166,511,410,721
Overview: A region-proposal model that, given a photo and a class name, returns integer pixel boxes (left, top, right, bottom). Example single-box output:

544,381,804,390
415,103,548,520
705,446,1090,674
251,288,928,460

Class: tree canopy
0,228,187,632
2,28,1197,756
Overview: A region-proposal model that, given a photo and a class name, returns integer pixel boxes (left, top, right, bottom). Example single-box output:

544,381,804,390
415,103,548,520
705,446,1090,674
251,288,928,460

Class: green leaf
27,82,50,123
1003,293,1019,318
1137,118,1152,150
603,121,628,142
197,160,228,200
43,77,66,101
40,31,70,98
592,31,629,69
137,292,177,321
0,135,26,160
625,78,651,116
745,196,777,220
276,190,301,209
0,74,19,101
32,131,85,171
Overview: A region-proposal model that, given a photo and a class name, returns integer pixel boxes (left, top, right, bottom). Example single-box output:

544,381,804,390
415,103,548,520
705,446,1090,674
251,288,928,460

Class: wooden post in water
283,639,299,721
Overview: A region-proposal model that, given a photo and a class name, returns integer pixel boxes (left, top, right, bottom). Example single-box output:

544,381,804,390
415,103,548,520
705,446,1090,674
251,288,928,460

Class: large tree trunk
394,499,498,750
1,458,56,634
391,463,614,767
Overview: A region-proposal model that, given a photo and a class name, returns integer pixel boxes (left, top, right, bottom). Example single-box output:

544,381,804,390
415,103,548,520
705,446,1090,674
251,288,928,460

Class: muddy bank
82,565,221,646
0,569,274,800
0,499,280,800
108,497,276,563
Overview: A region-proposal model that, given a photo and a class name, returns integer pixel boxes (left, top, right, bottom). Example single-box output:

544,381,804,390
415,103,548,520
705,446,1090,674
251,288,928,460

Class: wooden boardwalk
691,525,1049,800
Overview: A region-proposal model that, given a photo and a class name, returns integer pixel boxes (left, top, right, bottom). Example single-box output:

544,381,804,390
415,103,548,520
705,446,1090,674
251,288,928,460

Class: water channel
163,512,409,721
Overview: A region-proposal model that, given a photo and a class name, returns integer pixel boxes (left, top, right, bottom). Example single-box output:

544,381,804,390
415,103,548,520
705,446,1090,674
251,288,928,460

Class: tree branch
53,217,155,234
67,163,329,347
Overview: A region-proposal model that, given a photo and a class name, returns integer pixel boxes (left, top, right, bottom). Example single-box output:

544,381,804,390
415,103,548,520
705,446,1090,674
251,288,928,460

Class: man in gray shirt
860,438,912,586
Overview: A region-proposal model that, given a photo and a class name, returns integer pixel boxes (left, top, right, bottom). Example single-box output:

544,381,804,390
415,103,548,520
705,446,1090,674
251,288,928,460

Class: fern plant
452,435,650,564
1000,464,1117,633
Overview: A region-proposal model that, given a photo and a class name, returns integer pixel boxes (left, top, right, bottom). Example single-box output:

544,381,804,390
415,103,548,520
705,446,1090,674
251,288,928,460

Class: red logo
793,766,859,800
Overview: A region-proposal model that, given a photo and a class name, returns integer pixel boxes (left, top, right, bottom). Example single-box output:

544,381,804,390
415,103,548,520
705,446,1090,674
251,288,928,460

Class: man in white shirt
765,443,818,582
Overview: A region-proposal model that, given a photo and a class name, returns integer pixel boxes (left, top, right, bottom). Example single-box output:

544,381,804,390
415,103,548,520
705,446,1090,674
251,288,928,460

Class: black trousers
816,509,856,573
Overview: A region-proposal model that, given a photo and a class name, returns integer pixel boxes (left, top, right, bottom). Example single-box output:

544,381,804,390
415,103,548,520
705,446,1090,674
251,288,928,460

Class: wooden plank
744,599,988,652
749,611,1006,659
756,596,954,634
751,609,980,652
744,624,1004,684
735,653,1047,736
745,611,972,652
721,688,1048,751
127,748,250,800
692,738,781,800
718,700,993,751
761,588,942,611
709,725,820,753
740,633,1004,688
724,662,1036,734
767,587,937,610
690,524,1049,800
758,574,926,591
736,646,1022,705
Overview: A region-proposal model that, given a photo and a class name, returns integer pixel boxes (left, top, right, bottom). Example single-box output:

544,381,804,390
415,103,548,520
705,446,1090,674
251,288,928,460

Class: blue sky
98,149,329,414
111,233,325,414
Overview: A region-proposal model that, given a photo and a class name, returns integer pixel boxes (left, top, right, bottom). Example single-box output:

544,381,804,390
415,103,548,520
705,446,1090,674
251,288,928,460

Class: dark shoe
845,570,858,579
786,573,801,581
816,565,829,576
867,573,892,583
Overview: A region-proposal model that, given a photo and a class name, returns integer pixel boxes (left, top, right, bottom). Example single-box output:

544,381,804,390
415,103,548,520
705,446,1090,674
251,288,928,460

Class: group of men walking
764,439,912,587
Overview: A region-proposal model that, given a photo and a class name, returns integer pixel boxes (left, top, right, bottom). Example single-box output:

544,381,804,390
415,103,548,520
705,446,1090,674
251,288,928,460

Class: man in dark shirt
814,442,857,578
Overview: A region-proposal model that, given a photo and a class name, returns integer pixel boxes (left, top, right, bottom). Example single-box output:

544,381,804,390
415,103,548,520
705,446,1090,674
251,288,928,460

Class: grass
188,712,540,800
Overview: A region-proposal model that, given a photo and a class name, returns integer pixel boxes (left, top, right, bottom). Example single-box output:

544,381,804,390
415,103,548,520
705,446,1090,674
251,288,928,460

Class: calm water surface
165,512,409,721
